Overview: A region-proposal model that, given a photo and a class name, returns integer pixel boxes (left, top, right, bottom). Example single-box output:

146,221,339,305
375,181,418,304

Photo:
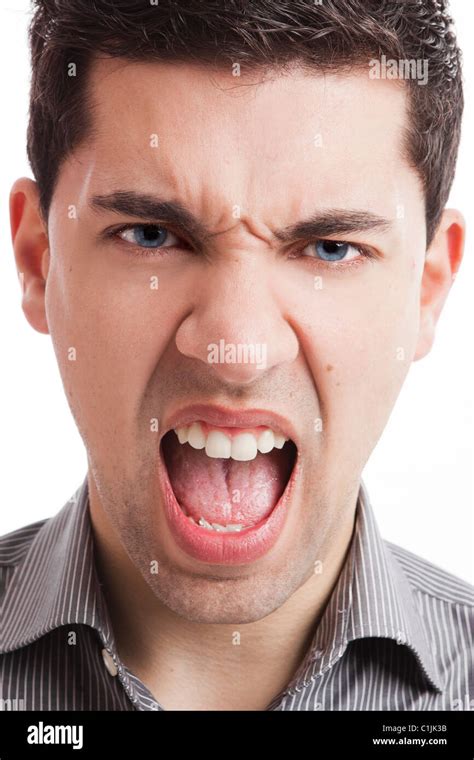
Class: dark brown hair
27,0,463,247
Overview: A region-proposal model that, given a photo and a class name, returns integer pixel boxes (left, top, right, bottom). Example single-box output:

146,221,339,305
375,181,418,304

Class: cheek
284,261,420,455
45,248,180,438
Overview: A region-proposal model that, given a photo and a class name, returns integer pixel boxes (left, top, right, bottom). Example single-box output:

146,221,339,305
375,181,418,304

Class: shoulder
0,518,50,596
386,540,473,702
0,518,50,568
385,539,473,607
0,480,87,581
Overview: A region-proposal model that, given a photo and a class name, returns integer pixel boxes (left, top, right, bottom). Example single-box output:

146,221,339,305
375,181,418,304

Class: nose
175,256,299,385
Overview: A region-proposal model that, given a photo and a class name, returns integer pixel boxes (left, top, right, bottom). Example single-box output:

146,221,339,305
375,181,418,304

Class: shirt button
101,648,118,677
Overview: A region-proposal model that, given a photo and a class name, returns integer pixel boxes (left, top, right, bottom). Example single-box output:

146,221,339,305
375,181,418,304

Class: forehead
68,57,419,224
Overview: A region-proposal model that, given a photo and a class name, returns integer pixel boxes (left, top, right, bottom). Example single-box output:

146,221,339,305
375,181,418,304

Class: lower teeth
186,514,244,532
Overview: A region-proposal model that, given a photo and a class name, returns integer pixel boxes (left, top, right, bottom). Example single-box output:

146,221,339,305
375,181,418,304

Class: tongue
163,432,293,527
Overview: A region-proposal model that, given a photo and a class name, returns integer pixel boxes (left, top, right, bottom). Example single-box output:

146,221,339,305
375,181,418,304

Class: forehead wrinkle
76,61,420,252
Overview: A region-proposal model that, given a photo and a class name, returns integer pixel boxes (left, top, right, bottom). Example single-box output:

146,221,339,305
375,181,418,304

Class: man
0,0,472,711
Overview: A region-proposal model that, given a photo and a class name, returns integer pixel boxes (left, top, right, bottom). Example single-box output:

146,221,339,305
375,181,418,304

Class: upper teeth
174,422,288,461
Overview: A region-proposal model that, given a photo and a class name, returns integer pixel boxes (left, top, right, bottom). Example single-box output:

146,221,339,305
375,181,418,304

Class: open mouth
159,419,298,564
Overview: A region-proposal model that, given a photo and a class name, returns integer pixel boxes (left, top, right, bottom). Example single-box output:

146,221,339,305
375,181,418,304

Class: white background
0,0,472,582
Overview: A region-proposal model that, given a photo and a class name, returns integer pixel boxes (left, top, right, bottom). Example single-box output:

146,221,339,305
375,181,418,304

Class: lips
158,404,299,565
163,404,298,443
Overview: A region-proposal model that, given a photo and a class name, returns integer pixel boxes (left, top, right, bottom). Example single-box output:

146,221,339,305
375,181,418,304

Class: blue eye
117,224,180,249
311,240,356,262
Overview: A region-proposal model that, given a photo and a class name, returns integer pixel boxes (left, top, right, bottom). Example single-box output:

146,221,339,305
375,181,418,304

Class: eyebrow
89,190,392,246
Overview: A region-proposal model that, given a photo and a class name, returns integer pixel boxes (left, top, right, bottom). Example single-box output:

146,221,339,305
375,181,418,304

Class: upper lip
161,403,299,447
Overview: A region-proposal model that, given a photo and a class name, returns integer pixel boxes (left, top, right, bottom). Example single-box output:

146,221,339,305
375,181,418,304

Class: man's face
43,60,426,622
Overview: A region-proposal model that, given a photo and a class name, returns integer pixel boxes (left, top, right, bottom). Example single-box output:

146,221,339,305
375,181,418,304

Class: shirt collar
1,474,443,693
1,475,116,654
286,478,444,693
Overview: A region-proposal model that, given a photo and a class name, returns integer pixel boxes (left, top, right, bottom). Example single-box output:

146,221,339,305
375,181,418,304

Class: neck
89,481,357,710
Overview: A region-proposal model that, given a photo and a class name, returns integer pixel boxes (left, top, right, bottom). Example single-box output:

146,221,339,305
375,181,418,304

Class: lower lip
158,445,299,565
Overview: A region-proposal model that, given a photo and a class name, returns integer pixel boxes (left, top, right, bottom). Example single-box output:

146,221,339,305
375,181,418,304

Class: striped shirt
0,475,472,711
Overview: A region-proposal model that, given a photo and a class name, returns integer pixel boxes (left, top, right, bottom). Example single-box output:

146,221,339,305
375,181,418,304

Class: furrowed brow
273,209,393,242
90,192,392,247
89,191,211,245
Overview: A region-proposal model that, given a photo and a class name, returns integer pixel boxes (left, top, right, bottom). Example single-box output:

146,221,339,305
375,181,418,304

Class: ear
413,208,465,361
10,177,50,335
